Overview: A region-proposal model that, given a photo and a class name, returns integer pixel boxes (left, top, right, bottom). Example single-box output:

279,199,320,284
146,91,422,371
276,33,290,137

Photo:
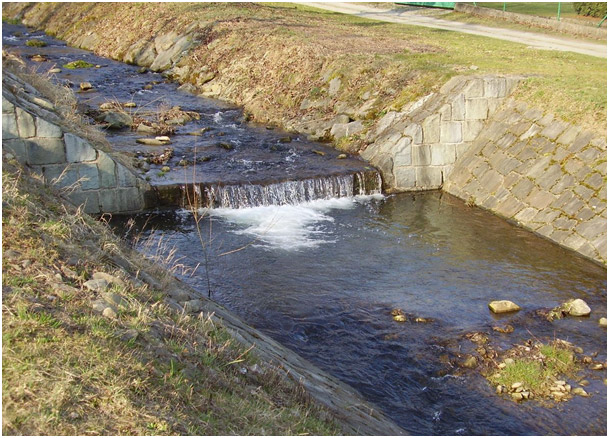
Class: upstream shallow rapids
4,24,607,436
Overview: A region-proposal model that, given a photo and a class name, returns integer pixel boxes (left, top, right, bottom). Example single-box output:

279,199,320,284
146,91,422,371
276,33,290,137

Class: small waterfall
189,171,383,209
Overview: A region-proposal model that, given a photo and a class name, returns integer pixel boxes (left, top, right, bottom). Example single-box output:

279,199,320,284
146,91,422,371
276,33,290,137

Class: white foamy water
205,195,383,250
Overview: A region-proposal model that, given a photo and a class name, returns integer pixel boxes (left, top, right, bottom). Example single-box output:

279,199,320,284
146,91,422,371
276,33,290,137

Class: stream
3,24,607,435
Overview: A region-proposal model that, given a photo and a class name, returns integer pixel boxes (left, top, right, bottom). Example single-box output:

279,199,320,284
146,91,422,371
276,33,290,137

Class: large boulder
562,299,591,317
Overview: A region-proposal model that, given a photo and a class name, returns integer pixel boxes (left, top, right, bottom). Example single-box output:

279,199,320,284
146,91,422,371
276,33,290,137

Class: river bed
3,24,607,435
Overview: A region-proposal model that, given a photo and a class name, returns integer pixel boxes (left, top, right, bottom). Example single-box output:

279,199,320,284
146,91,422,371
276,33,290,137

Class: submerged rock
488,300,521,314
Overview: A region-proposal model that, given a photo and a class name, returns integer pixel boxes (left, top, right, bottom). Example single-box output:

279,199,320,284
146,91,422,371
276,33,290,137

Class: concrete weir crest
361,74,522,191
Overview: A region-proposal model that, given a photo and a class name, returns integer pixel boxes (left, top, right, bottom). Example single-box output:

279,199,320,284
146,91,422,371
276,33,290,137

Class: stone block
514,207,538,224
78,163,100,190
463,79,484,98
65,133,97,162
526,188,555,210
403,123,423,144
465,98,488,120
440,121,462,143
97,151,117,188
99,190,118,212
532,208,560,224
579,146,602,163
511,178,534,200
540,121,568,141
563,157,584,175
551,191,575,209
393,137,412,167
585,172,604,191
484,77,507,98
394,166,416,189
431,143,456,166
2,96,15,113
36,117,62,138
416,166,443,188
556,126,580,146
568,131,594,154
439,76,464,94
118,188,144,212
328,77,341,96
563,233,588,251
16,107,36,138
522,107,543,122
575,207,595,222
549,229,572,244
3,139,27,163
519,124,542,141
42,164,79,189
478,169,503,194
2,113,19,139
440,103,451,121
26,138,66,164
574,185,594,202
66,190,100,214
536,164,563,190
117,164,138,187
455,142,472,159
451,93,465,121
562,196,585,216
463,120,484,142
422,114,440,144
412,144,432,166
495,197,525,218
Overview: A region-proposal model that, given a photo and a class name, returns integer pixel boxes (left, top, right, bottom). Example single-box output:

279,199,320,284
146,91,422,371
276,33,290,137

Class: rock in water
599,317,607,327
563,299,591,317
80,82,93,91
461,355,478,368
104,111,133,129
488,300,521,314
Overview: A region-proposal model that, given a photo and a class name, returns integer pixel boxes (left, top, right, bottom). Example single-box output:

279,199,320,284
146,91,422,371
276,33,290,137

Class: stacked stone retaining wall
362,75,521,191
2,71,151,215
444,99,607,264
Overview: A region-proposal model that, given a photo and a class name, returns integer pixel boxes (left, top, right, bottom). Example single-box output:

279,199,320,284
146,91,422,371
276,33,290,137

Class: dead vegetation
1,156,339,435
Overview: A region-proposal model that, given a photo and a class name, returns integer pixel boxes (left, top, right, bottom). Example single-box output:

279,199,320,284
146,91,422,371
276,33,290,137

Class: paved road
297,2,607,58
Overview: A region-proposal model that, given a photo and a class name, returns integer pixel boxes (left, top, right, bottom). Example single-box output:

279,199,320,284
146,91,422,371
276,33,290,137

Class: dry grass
1,158,339,435
2,51,111,152
3,2,606,144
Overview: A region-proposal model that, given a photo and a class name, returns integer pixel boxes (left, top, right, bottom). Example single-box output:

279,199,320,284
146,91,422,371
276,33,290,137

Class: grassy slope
1,157,339,435
3,2,606,141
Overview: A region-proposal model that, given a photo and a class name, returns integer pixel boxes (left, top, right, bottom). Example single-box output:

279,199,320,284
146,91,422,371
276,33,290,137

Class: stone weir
153,171,382,209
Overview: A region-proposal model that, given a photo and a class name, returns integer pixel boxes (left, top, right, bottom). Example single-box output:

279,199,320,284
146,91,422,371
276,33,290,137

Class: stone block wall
361,75,521,191
444,99,607,264
2,72,150,215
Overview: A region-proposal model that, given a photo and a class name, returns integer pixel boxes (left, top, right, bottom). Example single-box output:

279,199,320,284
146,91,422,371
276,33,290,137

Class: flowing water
4,25,607,435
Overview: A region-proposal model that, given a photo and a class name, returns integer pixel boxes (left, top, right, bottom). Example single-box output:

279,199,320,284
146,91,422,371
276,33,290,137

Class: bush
573,2,607,18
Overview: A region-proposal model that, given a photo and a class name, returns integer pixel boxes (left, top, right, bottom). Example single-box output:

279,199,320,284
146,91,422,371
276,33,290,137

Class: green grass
489,341,578,396
467,2,577,19
25,39,47,47
62,60,95,69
